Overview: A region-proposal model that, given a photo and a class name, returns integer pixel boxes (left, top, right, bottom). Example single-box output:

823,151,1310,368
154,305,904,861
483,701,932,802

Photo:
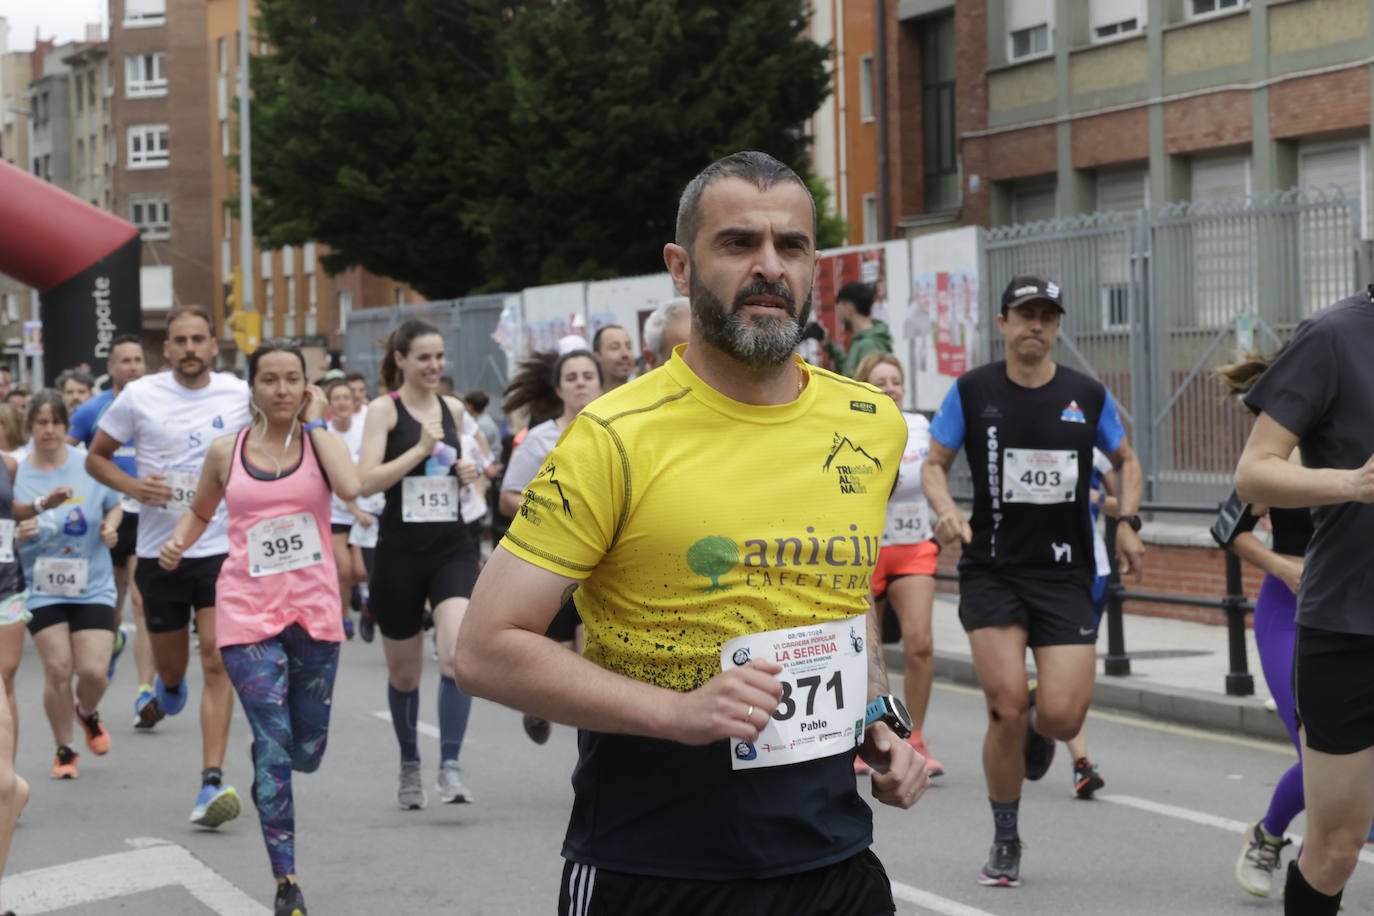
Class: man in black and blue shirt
922,275,1145,888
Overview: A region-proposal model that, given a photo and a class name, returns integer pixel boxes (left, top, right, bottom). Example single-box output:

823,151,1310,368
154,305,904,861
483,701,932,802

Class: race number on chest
247,513,324,577
1003,448,1078,505
720,615,868,771
33,557,88,597
165,470,201,514
401,477,459,523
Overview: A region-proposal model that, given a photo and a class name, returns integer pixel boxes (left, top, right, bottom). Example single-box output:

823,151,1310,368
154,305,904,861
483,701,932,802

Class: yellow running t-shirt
502,348,907,693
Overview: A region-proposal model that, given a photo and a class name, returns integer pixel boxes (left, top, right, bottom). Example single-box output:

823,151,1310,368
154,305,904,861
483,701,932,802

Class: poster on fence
813,247,888,372
907,226,981,412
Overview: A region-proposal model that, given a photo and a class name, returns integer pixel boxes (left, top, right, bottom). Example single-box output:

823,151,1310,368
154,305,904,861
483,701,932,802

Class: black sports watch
864,695,913,739
1117,514,1142,533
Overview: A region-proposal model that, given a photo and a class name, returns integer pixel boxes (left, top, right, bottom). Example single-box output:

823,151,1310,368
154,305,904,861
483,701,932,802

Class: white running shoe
1236,820,1290,897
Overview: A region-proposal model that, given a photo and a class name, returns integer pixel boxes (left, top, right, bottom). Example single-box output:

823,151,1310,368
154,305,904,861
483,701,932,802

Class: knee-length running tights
221,624,340,878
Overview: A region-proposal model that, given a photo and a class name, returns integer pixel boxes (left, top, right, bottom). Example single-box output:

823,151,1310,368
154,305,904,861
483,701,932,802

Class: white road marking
7,837,270,914
890,879,1003,916
1101,794,1374,866
372,709,442,740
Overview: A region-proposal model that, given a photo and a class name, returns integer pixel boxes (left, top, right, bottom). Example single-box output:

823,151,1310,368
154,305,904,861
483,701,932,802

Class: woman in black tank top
358,319,483,809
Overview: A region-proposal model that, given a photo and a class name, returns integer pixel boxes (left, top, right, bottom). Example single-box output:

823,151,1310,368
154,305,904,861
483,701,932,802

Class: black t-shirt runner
1244,290,1374,636
930,361,1125,573
379,394,466,554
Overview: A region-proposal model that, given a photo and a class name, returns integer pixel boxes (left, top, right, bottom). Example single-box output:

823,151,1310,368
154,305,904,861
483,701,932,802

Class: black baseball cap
1000,275,1064,315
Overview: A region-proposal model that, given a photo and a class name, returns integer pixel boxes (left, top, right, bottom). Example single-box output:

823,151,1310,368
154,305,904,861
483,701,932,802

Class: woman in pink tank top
158,341,359,916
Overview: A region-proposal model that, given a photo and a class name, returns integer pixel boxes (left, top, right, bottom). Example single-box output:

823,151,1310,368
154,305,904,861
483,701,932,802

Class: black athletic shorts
558,848,895,916
370,543,479,640
957,567,1097,647
331,522,352,536
134,555,226,634
1294,625,1374,755
110,513,139,567
546,596,580,644
27,602,116,636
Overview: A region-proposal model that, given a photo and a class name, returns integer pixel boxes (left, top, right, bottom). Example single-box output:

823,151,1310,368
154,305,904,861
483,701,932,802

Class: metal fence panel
343,296,513,423
976,189,1359,507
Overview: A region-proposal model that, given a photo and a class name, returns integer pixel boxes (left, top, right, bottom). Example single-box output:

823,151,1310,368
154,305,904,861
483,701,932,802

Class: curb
883,644,1290,744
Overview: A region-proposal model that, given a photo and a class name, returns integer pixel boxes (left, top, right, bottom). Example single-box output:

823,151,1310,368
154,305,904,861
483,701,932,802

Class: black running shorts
134,554,226,634
27,602,116,636
1295,625,1374,755
110,513,139,567
957,567,1097,647
558,848,896,916
370,543,479,641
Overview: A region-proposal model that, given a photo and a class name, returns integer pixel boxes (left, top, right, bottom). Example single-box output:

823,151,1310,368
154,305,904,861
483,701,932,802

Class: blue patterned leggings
221,624,340,879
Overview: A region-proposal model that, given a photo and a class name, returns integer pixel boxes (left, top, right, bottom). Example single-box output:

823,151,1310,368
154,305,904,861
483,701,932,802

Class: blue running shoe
155,675,188,716
134,685,165,730
190,783,241,828
342,616,354,640
107,627,126,680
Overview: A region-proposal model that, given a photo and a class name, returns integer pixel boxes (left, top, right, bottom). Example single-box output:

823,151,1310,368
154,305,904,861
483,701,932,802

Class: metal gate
977,189,1361,505
343,294,513,421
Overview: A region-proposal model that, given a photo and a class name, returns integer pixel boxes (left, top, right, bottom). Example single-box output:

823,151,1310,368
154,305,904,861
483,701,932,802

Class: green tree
686,536,739,592
248,0,835,297
247,0,502,299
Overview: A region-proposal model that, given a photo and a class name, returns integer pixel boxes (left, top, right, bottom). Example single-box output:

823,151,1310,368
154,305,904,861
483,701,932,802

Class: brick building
879,0,1373,235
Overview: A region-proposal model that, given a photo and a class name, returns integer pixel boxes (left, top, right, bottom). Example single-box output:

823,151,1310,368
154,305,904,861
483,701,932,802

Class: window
1011,182,1057,224
1093,18,1138,40
129,193,170,240
1100,284,1130,330
305,273,317,334
1010,24,1050,59
218,37,228,74
221,121,229,156
859,55,875,123
303,241,316,274
339,290,352,332
282,245,294,277
1190,154,1252,325
264,278,274,325
921,14,959,212
862,193,878,243
1299,141,1370,314
74,74,84,112
261,250,273,279
286,276,297,332
394,287,406,305
1189,0,1245,16
123,0,166,27
127,124,169,169
126,53,167,98
140,265,173,311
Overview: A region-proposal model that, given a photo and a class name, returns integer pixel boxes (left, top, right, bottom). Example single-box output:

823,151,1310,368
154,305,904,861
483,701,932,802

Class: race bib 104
720,615,868,771
1003,448,1078,505
33,556,88,597
246,513,324,578
401,476,459,523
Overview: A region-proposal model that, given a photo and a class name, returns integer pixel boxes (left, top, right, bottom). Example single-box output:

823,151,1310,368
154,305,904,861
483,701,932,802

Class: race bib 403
1003,448,1078,505
720,615,867,771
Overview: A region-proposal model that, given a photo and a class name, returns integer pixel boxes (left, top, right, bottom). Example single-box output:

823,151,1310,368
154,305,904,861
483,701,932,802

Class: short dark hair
675,151,815,251
344,371,365,384
112,333,143,350
464,389,489,412
324,378,353,399
25,389,68,431
58,369,95,390
836,282,876,318
592,325,626,354
166,304,215,332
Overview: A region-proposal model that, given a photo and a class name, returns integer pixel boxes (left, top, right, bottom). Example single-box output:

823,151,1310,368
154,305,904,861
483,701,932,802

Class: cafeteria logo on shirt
685,528,880,593
687,536,739,592
823,434,882,494
1060,401,1086,424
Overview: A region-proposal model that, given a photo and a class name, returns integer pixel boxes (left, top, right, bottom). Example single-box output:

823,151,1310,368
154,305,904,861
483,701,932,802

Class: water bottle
425,441,458,477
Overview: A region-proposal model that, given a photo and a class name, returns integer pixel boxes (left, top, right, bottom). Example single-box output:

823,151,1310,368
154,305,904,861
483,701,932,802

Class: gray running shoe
397,760,427,810
437,760,473,804
1236,820,1289,897
977,840,1022,887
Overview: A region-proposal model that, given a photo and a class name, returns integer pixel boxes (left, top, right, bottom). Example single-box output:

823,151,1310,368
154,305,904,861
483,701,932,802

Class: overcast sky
0,0,106,53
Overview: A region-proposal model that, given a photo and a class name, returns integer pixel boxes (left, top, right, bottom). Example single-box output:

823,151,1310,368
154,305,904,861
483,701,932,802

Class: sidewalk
885,593,1289,743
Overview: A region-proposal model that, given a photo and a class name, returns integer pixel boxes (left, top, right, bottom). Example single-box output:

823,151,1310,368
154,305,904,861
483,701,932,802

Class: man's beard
689,269,811,369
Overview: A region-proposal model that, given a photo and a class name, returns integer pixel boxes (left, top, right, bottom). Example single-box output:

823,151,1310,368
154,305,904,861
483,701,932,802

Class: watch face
891,696,915,734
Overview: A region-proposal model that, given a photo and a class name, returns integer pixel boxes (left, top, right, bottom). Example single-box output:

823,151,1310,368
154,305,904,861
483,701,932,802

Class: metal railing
933,500,1257,697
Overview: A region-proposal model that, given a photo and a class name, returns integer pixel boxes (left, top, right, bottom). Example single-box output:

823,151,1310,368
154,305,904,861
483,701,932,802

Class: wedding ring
745,705,754,722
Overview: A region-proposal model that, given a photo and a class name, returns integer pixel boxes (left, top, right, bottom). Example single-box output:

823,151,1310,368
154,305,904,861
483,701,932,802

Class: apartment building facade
814,1,1373,240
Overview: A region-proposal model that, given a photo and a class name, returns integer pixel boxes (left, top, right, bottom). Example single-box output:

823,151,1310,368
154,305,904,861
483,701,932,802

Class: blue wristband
302,418,326,435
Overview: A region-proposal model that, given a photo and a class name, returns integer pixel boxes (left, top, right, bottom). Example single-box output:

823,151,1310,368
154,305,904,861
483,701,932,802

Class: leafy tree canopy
249,0,841,298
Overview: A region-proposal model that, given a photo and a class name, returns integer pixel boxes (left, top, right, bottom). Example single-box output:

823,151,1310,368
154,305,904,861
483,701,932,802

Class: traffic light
224,266,260,355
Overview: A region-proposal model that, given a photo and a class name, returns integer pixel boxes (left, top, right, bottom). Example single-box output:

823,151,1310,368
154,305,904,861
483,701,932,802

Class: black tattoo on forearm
559,583,578,605
866,597,890,699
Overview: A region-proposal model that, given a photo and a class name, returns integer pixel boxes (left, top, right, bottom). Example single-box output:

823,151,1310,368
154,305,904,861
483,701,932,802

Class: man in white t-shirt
86,306,249,829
